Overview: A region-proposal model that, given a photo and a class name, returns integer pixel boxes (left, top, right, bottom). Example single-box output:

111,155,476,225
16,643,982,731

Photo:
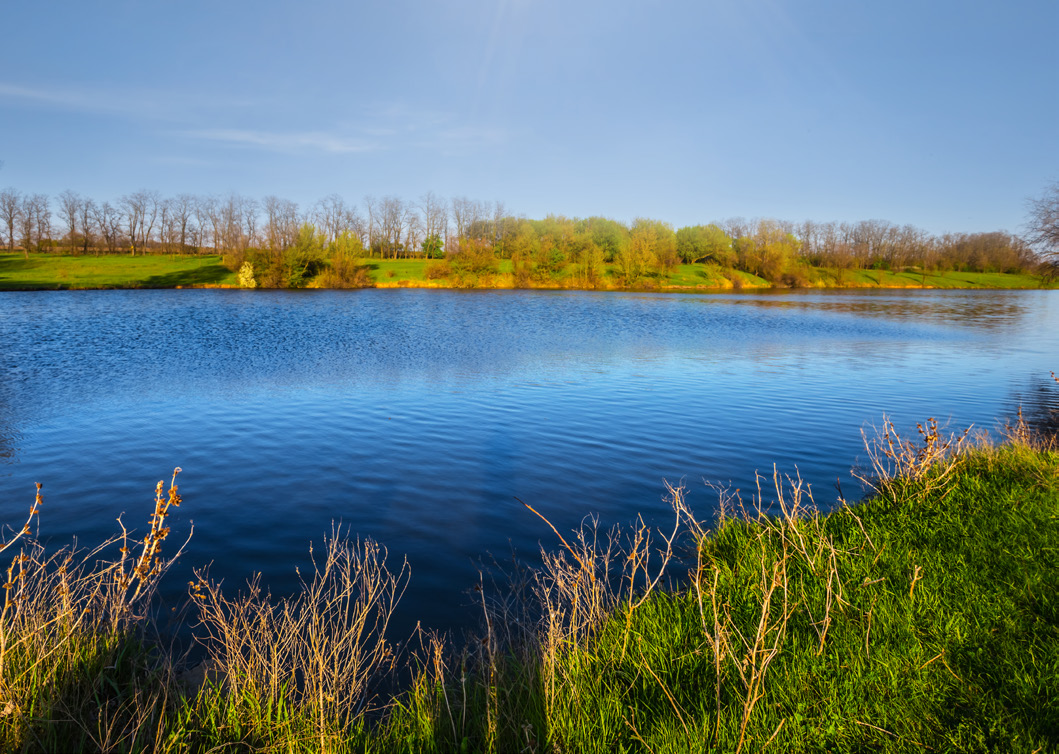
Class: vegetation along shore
1,185,1057,291
0,407,1056,752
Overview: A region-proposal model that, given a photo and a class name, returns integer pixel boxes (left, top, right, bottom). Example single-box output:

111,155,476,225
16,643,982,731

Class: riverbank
1,252,1053,291
0,420,1055,752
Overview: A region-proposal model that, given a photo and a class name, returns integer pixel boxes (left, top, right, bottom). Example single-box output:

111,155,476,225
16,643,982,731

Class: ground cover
0,413,1055,752
0,253,236,290
2,253,1052,292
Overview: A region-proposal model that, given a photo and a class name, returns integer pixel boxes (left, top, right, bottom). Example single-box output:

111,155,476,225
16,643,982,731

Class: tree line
0,186,1048,287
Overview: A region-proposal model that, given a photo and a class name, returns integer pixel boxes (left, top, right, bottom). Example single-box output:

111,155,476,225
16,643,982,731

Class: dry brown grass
0,471,188,752
189,527,410,748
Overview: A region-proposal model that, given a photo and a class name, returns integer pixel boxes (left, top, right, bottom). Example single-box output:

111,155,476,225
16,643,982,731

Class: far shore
1,252,1054,292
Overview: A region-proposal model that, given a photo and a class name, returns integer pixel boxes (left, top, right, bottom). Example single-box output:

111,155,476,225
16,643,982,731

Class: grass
807,267,1051,290
0,253,237,290
0,414,1057,752
3,253,1054,291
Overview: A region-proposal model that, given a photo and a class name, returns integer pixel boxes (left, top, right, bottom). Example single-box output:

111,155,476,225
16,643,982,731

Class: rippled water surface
2,289,1057,633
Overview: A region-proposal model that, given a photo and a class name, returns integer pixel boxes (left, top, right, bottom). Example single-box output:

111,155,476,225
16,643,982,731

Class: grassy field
0,415,1056,752
0,253,237,290
2,253,1053,291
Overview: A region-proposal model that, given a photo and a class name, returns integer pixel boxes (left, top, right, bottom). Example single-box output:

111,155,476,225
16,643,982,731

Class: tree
0,188,21,253
93,201,123,254
1026,181,1059,269
18,194,50,256
675,224,733,265
59,190,82,252
78,197,96,255
421,233,444,259
121,190,159,255
419,192,448,255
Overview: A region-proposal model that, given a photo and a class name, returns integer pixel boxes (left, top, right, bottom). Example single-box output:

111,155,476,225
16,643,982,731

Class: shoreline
1,252,1054,292
1,424,1056,751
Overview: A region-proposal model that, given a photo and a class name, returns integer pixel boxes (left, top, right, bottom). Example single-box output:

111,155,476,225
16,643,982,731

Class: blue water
1,288,1057,634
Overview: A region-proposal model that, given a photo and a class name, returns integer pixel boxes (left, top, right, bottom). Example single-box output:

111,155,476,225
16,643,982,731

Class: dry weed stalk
191,528,410,741
857,416,971,502
0,471,188,750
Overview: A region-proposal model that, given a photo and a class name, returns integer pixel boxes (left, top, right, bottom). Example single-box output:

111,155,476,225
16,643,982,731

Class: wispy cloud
0,80,261,120
1,80,507,158
0,81,116,113
181,128,381,154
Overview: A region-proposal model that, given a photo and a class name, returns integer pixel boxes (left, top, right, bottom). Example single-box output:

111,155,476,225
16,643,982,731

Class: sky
1,0,1056,236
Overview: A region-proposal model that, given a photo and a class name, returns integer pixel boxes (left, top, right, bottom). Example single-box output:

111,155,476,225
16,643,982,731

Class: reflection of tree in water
0,397,16,462
1008,373,1059,438
722,290,1029,331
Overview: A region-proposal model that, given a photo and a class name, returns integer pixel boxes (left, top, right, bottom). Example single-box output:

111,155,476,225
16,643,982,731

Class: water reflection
714,289,1033,331
0,289,1056,634
1008,373,1059,438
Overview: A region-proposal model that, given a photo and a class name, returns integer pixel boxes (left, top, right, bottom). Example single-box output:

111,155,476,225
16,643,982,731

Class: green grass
0,253,237,290
664,264,770,288
505,444,1057,752
3,426,1055,752
815,267,1051,289
362,434,1057,754
361,257,434,284
3,253,1052,291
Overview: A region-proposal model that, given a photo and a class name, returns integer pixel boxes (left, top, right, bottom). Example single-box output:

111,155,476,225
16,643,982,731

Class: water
1,288,1057,634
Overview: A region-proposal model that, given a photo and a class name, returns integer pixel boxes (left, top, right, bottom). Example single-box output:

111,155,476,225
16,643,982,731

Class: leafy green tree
617,218,673,284
676,224,734,265
421,233,444,259
583,217,627,262
260,222,326,287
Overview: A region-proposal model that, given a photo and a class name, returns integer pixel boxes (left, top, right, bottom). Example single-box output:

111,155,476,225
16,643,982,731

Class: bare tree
1026,181,1059,267
402,202,423,258
121,190,159,255
419,191,448,254
79,197,96,255
195,196,217,253
263,195,299,252
18,194,50,256
173,194,196,252
58,190,82,252
313,194,348,245
93,200,122,254
0,187,21,253
159,197,177,254
363,195,378,255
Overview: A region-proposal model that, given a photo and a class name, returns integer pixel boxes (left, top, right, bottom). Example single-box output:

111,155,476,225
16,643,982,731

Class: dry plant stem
857,416,971,503
732,533,791,754
909,565,923,600
517,499,590,576
478,573,497,754
761,717,787,751
638,647,691,743
192,529,409,737
0,484,41,688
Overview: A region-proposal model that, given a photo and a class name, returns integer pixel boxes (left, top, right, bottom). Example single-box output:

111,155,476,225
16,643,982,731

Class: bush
424,260,450,280
316,254,372,288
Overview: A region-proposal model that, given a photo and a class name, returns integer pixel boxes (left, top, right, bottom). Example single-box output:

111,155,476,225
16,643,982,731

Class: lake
1,289,1057,635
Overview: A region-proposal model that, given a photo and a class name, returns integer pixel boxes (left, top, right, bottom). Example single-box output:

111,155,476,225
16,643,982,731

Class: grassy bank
1,253,1053,291
0,422,1056,752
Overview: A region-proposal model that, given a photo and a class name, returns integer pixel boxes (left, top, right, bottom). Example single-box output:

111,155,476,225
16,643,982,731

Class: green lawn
815,267,1051,289
0,253,236,290
1,253,1052,291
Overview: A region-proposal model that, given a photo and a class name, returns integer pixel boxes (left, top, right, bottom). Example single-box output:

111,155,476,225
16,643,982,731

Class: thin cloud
0,80,261,120
0,82,110,112
183,128,381,154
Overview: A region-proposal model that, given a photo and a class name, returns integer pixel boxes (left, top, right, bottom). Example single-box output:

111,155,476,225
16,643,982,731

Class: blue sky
1,0,1056,235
